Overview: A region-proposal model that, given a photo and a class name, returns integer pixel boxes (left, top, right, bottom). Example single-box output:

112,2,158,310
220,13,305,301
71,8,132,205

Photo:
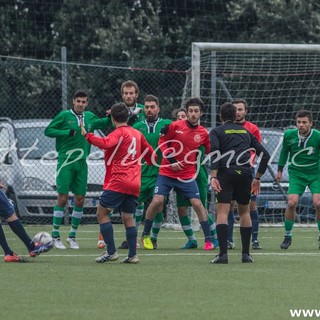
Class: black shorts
215,168,252,205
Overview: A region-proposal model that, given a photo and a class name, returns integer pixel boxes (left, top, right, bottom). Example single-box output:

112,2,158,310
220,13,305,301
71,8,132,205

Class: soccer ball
33,231,53,246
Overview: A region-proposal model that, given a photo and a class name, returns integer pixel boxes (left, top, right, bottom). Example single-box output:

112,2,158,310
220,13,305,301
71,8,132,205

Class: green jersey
278,128,320,175
133,117,172,178
45,109,112,159
197,145,208,183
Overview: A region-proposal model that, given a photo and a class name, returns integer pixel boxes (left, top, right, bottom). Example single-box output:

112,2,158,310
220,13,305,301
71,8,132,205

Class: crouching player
0,184,52,262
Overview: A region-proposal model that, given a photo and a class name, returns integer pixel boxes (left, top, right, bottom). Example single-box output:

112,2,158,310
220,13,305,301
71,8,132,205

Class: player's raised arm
45,113,73,137
85,130,120,150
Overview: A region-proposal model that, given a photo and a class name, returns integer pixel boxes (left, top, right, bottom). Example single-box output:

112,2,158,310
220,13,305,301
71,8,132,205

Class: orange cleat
4,253,24,263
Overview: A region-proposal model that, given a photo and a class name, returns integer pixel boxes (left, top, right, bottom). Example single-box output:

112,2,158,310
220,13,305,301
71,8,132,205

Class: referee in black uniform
210,102,270,264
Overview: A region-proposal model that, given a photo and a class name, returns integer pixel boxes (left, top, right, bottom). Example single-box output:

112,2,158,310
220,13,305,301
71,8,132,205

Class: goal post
181,42,320,226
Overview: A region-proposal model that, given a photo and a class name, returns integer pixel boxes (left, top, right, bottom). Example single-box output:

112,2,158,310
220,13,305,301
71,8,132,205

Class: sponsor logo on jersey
194,134,201,142
175,130,183,134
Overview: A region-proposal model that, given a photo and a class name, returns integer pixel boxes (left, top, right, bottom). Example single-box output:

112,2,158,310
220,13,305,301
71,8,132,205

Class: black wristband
254,177,260,180
277,166,284,172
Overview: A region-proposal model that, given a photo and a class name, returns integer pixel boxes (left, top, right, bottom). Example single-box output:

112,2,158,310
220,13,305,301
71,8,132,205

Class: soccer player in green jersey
45,89,112,250
98,80,146,249
121,80,145,125
132,95,172,248
277,110,320,249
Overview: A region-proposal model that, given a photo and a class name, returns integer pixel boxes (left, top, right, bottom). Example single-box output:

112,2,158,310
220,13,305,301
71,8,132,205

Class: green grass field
0,224,319,320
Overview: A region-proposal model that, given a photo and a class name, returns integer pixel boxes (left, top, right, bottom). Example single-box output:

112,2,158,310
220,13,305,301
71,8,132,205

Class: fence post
61,46,68,111
61,46,69,225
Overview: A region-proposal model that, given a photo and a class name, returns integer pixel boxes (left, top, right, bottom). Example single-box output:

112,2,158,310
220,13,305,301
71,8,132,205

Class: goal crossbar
192,42,320,97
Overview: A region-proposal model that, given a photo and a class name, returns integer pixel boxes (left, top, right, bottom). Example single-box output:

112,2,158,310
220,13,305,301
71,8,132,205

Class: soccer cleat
181,239,198,249
151,239,157,249
227,241,235,250
211,253,228,264
212,239,219,249
242,253,254,263
29,242,53,257
67,237,79,249
97,240,106,249
252,240,262,250
280,236,292,249
121,255,139,264
141,235,154,250
4,253,25,263
95,251,119,263
203,240,214,250
118,240,128,249
53,237,66,250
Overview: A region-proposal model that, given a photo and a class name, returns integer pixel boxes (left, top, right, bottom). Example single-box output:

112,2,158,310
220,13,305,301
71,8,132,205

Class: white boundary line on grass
32,252,320,257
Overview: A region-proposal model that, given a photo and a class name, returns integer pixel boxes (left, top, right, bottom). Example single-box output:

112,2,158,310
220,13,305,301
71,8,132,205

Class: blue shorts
99,190,138,214
0,190,15,219
154,174,200,200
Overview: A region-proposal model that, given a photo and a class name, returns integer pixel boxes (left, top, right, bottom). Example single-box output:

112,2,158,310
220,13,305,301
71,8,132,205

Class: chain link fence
0,53,188,224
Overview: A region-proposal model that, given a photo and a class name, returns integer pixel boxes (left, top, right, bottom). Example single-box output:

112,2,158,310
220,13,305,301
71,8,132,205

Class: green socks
179,215,196,241
69,206,83,238
52,206,64,238
284,219,294,237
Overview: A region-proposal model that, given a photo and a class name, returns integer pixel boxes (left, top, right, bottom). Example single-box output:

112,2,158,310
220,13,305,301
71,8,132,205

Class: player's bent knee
287,200,298,210
150,196,164,210
96,205,111,222
313,201,320,211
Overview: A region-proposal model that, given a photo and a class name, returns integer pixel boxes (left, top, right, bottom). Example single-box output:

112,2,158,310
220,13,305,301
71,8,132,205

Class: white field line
25,252,320,258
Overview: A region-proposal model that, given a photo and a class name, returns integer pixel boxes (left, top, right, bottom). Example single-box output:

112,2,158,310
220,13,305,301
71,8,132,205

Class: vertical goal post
185,42,320,225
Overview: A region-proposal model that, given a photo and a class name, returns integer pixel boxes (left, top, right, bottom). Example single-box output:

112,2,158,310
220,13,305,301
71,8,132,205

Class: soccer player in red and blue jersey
141,97,213,250
83,103,155,264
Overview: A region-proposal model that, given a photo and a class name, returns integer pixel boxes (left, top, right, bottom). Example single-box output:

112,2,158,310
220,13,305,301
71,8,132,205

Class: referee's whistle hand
211,180,222,193
251,181,260,196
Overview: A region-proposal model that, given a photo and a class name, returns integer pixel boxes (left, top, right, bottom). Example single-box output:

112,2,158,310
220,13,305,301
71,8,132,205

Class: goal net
173,42,320,226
